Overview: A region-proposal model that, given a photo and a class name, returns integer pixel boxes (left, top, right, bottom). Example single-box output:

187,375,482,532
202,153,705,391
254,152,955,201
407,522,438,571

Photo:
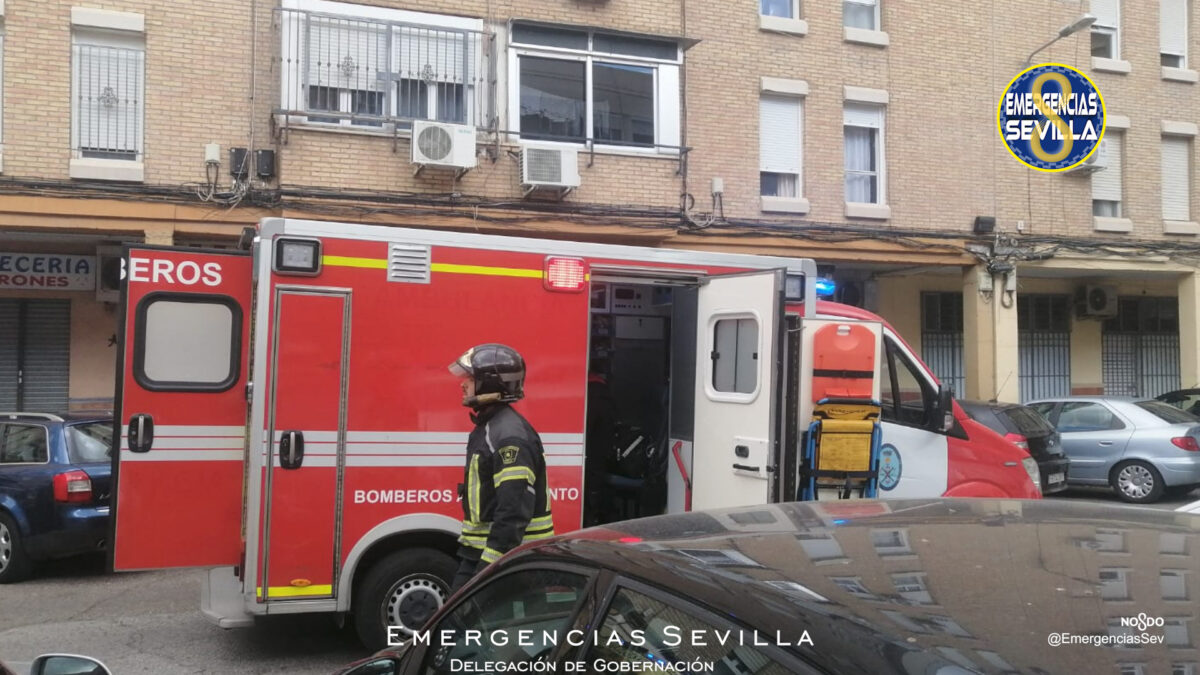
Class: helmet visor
448,350,473,378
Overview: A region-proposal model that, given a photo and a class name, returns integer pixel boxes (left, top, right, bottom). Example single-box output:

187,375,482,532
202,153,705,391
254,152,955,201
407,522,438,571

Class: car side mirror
30,655,113,675
937,384,954,433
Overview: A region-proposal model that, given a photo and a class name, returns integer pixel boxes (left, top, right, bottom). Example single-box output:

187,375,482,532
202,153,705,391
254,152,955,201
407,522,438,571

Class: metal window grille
276,8,494,128
921,292,965,398
72,43,144,161
1017,295,1072,402
1102,297,1181,398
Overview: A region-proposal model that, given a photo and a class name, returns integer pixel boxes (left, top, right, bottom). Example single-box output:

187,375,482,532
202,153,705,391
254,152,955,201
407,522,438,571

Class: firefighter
448,343,554,591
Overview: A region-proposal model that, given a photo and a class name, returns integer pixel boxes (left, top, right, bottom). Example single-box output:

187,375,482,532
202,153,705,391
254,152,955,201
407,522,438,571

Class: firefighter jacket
458,403,554,565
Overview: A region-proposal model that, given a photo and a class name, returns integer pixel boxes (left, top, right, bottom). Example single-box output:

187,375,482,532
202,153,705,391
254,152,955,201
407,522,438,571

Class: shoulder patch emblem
499,446,520,465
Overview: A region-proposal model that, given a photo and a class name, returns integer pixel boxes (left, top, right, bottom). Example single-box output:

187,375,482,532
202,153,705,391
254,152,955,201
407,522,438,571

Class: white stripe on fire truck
120,449,243,462
119,436,245,450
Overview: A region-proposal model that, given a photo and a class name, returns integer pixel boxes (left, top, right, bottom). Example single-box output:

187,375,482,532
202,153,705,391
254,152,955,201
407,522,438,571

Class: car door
401,564,600,673
1054,402,1133,483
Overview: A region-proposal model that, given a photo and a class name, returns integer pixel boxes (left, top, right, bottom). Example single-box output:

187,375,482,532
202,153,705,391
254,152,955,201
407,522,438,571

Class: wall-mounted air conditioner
411,121,477,170
1077,284,1118,318
520,144,581,198
1063,149,1105,175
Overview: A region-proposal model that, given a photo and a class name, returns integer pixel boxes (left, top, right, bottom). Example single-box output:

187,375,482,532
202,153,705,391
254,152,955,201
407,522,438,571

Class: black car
959,400,1069,494
336,499,1195,675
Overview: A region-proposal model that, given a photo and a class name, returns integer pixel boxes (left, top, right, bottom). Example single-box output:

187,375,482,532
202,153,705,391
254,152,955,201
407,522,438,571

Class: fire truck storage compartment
584,280,697,526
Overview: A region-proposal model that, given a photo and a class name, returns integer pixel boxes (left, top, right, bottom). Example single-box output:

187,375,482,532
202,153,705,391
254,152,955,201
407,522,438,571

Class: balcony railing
72,43,144,161
275,8,494,130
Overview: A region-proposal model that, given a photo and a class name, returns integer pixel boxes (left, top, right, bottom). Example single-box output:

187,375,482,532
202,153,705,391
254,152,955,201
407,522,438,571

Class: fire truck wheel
355,548,455,650
0,512,32,584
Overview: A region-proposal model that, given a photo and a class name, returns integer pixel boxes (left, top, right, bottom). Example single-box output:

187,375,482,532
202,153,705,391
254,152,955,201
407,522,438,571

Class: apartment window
278,2,486,128
1162,532,1188,555
1162,0,1189,67
1166,618,1193,648
760,95,802,198
1092,134,1123,217
761,0,798,18
1091,0,1120,59
511,23,681,150
1174,664,1197,675
1162,136,1192,222
831,577,876,599
871,528,911,556
1162,570,1189,600
844,0,879,29
845,104,885,204
892,573,934,605
71,29,144,161
1100,568,1131,600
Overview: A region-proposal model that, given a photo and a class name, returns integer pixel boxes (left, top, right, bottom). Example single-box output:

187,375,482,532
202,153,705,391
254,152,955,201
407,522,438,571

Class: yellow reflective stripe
255,585,334,598
468,455,481,524
522,530,556,542
461,521,492,534
528,515,554,529
322,255,388,269
480,547,504,564
494,466,536,487
432,263,542,279
320,258,591,282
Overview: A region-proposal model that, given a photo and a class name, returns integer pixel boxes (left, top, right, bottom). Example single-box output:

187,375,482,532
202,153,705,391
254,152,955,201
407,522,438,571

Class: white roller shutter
1092,0,1120,28
0,301,17,410
22,301,71,412
760,95,802,175
1162,136,1191,221
1092,135,1123,203
1161,0,1188,59
844,103,883,128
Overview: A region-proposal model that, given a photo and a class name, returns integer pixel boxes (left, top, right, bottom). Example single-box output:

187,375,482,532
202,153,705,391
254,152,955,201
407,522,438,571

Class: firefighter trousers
451,545,483,592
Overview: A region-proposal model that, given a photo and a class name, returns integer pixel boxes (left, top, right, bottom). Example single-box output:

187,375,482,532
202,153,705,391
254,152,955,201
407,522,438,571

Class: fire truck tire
354,548,455,650
0,512,32,584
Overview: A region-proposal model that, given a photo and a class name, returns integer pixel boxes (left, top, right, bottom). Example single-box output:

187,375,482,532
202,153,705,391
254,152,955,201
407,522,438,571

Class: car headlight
1022,457,1042,495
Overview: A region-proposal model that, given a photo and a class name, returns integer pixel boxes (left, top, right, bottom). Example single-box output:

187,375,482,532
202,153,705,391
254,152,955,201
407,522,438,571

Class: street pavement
1,488,1195,674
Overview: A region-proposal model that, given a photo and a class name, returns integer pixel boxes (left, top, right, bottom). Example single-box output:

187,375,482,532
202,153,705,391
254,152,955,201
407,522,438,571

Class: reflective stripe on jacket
458,404,554,565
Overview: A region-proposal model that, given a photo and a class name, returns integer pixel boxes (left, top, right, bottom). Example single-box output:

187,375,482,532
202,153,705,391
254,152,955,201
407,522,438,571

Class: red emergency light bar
544,256,587,292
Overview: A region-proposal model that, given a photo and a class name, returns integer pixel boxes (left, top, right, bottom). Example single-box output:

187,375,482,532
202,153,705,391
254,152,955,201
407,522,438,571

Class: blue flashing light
815,277,837,297
832,519,848,525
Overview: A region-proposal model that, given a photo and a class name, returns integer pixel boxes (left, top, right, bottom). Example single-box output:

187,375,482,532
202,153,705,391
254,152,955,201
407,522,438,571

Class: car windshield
66,422,113,463
1134,400,1199,425
1001,406,1055,436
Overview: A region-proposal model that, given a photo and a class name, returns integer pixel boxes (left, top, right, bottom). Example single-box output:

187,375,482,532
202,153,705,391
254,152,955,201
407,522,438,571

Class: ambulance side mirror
937,385,955,433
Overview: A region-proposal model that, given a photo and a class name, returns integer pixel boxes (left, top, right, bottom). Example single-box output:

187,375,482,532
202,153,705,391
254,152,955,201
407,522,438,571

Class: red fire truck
109,217,1039,647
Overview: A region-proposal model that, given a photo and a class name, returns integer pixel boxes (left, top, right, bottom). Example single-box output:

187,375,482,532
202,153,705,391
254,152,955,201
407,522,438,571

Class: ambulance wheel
1110,460,1164,504
0,512,32,584
355,548,455,650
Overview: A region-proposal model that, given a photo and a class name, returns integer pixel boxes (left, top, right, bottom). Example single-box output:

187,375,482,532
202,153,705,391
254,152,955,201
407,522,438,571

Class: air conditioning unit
520,144,581,197
1077,284,1118,318
1062,148,1105,175
410,121,477,170
95,246,123,303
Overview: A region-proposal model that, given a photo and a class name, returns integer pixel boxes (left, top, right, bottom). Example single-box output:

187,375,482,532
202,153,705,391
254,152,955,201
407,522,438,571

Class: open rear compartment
582,279,698,526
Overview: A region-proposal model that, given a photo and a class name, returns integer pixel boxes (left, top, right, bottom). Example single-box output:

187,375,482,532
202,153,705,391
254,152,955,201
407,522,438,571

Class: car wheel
1110,460,1165,504
354,548,455,650
0,512,32,584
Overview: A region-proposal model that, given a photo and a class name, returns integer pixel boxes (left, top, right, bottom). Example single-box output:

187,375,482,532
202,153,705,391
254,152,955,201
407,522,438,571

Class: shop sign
0,252,96,291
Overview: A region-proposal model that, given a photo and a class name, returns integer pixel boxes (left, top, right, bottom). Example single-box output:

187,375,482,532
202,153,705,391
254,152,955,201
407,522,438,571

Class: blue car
0,412,113,583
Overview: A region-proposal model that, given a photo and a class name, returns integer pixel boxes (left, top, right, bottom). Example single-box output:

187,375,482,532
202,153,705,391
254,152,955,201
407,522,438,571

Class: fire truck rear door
690,269,786,510
112,248,252,571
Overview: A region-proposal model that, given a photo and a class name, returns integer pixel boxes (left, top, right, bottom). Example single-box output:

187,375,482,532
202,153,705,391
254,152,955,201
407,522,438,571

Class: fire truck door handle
127,414,154,453
279,431,305,470
732,463,760,473
734,445,750,458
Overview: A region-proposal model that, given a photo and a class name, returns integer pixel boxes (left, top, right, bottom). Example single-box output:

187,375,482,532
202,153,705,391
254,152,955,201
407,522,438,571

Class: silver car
1027,397,1200,503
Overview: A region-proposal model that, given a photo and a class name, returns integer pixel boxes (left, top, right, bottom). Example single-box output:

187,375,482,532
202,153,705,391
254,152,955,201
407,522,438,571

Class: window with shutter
844,104,885,204
1092,134,1123,217
759,95,802,198
1091,0,1120,59
1161,0,1188,67
72,30,144,161
1162,136,1191,222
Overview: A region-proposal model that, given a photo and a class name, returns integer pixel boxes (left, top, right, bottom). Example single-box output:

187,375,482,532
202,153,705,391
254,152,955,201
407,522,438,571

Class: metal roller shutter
21,301,71,411
0,300,17,409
